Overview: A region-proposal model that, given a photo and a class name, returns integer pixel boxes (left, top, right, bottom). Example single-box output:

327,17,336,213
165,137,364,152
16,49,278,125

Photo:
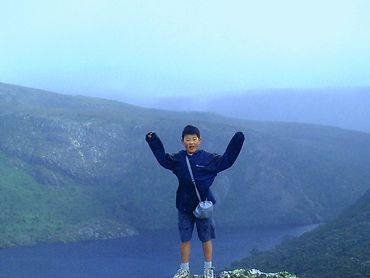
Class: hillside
232,189,370,277
1,82,370,247
0,150,136,247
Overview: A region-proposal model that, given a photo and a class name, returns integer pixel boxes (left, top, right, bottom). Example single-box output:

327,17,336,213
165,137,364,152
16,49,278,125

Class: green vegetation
232,190,370,278
1,82,370,248
0,151,134,248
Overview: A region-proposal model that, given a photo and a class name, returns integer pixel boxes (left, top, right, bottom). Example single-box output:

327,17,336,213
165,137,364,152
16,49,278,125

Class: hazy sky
1,0,369,99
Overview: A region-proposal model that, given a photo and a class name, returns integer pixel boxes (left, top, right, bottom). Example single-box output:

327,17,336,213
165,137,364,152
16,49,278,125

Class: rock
63,219,138,242
194,268,298,278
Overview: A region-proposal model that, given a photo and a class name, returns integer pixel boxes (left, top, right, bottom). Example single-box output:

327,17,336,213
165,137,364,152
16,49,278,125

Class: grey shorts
178,210,216,243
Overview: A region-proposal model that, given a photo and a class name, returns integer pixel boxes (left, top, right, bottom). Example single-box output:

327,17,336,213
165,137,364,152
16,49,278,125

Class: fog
1,1,369,99
93,87,369,134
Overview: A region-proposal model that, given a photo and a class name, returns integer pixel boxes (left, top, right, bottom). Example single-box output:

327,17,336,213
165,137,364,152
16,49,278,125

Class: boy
145,125,244,278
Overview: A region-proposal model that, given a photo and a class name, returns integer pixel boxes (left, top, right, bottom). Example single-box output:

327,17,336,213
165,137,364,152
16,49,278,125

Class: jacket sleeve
210,131,245,172
145,132,175,171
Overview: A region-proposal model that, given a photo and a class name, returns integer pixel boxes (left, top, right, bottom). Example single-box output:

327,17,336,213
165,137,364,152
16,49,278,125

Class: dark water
0,225,317,278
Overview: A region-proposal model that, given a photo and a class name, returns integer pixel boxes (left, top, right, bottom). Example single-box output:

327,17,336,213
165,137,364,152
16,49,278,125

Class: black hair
182,125,200,139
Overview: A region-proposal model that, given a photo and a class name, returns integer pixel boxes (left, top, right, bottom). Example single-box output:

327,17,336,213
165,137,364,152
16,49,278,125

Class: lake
0,224,317,278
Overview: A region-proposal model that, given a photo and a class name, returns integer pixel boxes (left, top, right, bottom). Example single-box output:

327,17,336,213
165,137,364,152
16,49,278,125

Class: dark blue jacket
146,132,245,212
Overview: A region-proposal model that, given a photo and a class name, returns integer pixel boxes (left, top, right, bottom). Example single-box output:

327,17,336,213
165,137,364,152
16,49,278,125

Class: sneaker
204,267,215,278
173,268,190,278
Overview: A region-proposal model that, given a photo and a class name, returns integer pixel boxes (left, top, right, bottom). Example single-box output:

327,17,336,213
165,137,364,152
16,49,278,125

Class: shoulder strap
185,155,202,202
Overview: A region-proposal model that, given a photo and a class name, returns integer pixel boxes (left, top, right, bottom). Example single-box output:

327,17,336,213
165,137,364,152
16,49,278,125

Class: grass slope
0,151,134,248
232,190,370,277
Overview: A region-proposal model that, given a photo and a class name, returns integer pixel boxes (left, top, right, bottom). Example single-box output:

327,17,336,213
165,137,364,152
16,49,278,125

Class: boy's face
182,134,201,155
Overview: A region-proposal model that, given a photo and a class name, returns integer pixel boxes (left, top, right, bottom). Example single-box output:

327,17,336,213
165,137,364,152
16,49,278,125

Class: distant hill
1,82,370,247
129,88,370,133
232,189,370,277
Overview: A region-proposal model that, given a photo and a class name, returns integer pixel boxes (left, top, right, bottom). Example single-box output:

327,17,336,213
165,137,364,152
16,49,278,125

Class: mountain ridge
1,82,370,247
125,87,370,133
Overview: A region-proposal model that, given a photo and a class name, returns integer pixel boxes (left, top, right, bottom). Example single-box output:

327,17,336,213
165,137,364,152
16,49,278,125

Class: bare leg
202,240,213,262
180,241,191,263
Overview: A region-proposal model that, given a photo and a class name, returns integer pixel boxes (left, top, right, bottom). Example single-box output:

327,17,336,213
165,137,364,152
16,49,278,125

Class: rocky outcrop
62,219,138,242
194,268,298,277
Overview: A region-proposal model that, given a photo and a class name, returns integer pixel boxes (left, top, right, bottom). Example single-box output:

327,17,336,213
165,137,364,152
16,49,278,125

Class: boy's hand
145,131,156,142
235,131,245,138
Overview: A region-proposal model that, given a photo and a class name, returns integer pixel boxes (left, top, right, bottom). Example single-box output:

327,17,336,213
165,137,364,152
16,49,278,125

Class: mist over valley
124,87,370,134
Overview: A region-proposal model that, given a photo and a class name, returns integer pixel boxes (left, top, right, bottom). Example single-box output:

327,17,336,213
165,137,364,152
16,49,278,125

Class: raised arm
211,131,245,172
145,132,175,170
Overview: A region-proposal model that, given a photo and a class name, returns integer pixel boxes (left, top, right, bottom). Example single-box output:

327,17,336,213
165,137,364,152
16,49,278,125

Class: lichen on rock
194,268,298,278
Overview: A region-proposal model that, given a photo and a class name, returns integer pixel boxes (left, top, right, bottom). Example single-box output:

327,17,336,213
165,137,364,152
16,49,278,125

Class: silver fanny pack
185,156,214,219
193,200,214,219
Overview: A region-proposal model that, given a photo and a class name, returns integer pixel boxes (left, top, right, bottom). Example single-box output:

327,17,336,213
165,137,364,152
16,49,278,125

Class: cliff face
1,82,370,247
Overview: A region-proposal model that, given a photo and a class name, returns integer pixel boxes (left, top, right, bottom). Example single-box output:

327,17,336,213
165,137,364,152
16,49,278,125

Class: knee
202,240,212,246
181,241,191,247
